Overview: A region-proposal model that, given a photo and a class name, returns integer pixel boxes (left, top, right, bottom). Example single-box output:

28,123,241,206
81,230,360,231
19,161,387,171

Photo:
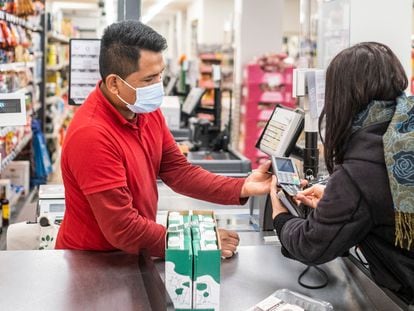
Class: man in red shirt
56,20,271,258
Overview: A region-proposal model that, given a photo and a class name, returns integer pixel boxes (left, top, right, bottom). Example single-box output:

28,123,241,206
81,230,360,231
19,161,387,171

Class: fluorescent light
142,0,174,24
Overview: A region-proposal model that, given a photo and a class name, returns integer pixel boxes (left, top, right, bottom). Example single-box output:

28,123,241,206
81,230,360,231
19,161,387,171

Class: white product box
1,161,30,196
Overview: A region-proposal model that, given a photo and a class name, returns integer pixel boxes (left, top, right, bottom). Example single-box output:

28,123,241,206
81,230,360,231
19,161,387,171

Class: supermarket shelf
46,87,68,105
0,62,36,72
199,54,222,62
0,126,17,137
46,62,70,71
33,102,42,113
46,96,61,105
45,111,69,139
47,32,70,44
0,11,41,31
50,146,62,177
0,132,33,172
34,52,44,58
15,86,33,94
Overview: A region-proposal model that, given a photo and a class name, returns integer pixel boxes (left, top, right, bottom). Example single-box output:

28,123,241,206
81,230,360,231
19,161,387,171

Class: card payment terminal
271,156,301,196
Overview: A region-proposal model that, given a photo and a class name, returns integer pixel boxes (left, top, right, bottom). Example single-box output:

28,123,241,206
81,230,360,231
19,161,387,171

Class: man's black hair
99,20,167,81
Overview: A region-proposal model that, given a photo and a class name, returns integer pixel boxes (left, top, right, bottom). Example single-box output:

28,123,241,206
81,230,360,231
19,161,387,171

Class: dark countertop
155,244,403,311
0,245,405,311
0,250,153,311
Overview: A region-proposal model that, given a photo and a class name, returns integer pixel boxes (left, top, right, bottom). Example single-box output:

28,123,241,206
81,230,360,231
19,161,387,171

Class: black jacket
274,120,414,303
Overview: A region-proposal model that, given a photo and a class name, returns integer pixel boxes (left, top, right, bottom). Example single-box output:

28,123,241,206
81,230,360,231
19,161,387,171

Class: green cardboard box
165,210,221,311
192,211,221,311
165,211,193,310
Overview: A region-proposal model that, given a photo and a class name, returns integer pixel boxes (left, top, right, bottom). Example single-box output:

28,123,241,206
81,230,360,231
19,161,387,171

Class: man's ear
105,74,120,95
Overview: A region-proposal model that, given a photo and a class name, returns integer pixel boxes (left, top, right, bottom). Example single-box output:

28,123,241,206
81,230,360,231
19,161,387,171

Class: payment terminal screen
276,158,295,173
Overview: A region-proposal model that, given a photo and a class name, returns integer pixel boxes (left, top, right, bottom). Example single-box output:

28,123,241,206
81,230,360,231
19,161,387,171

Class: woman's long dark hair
320,42,408,174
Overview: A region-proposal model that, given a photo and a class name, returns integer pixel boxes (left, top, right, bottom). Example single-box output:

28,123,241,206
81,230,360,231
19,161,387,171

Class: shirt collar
95,81,148,130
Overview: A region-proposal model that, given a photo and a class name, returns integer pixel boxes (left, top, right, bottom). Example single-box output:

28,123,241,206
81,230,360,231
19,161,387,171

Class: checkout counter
0,236,406,311
162,68,252,176
0,182,410,310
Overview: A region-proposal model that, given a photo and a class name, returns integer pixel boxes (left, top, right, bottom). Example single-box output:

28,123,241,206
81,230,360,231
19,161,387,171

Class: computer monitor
0,93,26,126
182,87,205,115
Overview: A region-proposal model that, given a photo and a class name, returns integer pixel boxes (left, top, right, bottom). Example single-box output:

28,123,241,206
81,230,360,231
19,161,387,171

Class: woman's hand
270,175,288,219
240,161,272,198
218,228,239,258
294,184,326,208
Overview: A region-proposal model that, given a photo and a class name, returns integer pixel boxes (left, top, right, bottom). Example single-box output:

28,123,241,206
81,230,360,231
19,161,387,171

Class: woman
271,42,414,303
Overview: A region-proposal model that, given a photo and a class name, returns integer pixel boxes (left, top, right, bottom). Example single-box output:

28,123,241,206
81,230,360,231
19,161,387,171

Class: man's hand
294,184,325,208
218,228,239,258
240,161,272,198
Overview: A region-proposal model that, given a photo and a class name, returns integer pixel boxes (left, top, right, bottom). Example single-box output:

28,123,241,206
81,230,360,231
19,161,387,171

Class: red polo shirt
56,83,245,257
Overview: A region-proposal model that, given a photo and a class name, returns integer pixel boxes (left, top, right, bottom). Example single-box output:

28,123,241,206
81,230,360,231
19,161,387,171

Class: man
56,20,271,258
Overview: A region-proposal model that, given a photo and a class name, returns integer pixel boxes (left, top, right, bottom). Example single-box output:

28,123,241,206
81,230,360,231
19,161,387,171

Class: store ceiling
141,0,193,23
49,0,194,24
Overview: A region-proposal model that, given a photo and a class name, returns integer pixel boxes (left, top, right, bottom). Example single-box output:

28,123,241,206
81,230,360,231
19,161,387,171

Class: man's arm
86,187,166,257
159,139,246,206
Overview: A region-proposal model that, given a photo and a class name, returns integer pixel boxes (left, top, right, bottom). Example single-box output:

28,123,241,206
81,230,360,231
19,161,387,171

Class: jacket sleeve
86,187,166,258
274,167,373,265
158,116,247,206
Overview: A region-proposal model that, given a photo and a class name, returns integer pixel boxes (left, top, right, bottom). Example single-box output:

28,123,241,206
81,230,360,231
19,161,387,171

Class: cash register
37,184,65,226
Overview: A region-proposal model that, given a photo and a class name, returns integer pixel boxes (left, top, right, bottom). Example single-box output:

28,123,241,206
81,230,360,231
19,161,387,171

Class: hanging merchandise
15,0,34,17
31,119,52,185
9,23,20,46
0,21,12,48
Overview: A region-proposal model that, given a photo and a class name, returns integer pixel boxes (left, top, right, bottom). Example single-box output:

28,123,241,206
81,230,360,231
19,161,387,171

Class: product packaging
165,210,221,311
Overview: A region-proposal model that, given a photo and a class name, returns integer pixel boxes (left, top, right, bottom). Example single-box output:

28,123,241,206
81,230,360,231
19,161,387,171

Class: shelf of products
0,1,46,200
46,62,69,71
44,14,79,178
0,132,32,172
47,32,70,44
198,47,222,109
0,10,42,32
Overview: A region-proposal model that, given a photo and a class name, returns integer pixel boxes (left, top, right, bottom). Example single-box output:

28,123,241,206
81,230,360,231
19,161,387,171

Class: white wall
283,0,300,35
349,0,412,82
185,0,204,58
199,0,234,45
234,0,284,85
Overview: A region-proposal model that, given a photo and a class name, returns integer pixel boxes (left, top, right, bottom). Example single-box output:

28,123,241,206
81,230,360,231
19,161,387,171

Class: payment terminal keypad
277,172,301,196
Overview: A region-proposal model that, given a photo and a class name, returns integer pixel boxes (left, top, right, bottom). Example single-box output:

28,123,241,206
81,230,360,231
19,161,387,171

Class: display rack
0,3,46,217
47,32,70,44
45,27,70,157
0,10,43,32
239,62,296,168
198,51,222,109
0,133,33,172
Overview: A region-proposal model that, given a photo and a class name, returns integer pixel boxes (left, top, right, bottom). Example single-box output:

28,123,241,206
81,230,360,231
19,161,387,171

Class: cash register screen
275,157,295,173
182,87,205,115
0,99,21,113
49,204,65,213
0,93,26,126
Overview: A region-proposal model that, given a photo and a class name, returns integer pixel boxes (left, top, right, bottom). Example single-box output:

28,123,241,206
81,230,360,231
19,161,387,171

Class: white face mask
116,76,164,114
